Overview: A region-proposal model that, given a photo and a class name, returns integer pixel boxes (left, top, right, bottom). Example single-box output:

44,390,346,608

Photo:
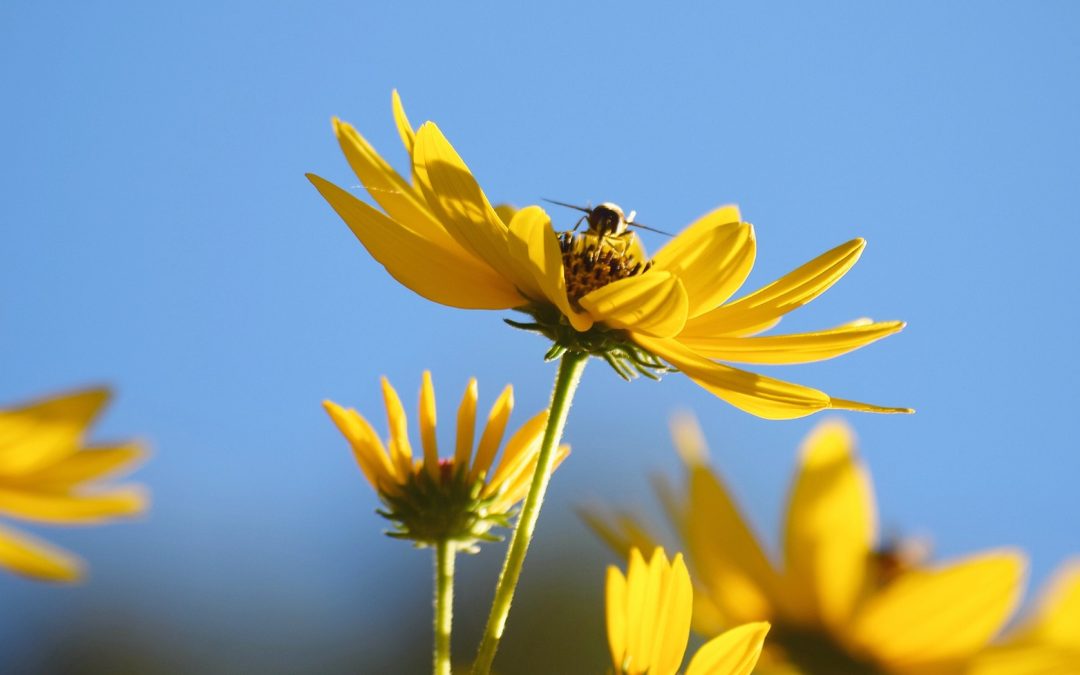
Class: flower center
559,232,652,304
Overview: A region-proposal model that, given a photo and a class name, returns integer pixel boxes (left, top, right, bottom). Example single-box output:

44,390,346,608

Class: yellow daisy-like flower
323,371,568,547
607,546,769,675
588,417,1026,674
307,92,910,420
970,560,1080,675
0,388,147,583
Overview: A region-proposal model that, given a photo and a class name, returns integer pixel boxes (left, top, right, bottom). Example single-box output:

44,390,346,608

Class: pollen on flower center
559,232,652,304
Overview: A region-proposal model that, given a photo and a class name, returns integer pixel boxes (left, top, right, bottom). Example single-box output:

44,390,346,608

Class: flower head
607,546,769,675
307,92,910,420
0,388,147,582
324,372,567,548
588,416,1026,674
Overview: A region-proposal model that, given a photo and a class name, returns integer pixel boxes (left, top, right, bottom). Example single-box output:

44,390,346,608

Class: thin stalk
434,539,456,675
472,350,588,674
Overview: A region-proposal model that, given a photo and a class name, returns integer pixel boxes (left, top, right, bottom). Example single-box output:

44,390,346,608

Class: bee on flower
307,91,911,420
0,388,147,583
586,416,1027,674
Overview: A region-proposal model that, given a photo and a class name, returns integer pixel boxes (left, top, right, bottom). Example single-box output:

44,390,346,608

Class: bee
543,199,672,248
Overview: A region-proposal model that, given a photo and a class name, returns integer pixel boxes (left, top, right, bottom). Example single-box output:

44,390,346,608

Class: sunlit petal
682,238,866,338
412,123,536,293
636,336,831,419
506,206,593,331
0,388,110,476
680,319,906,364
849,550,1026,668
580,272,688,338
308,174,522,309
782,420,876,628
685,622,771,675
651,207,756,318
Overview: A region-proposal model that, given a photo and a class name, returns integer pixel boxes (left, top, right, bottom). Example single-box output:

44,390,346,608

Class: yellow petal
607,564,629,672
685,622,771,675
469,385,513,483
651,210,756,318
0,524,82,582
323,400,396,491
506,206,593,331
849,550,1026,668
635,336,831,420
968,644,1080,675
625,548,650,674
0,388,110,476
828,397,914,415
0,486,146,523
380,378,415,477
1009,559,1080,648
685,462,782,623
412,123,536,294
14,442,145,487
419,371,439,480
483,410,547,497
332,119,456,249
493,203,518,226
454,378,478,468
307,174,522,310
781,420,876,628
679,319,906,365
390,89,415,156
578,506,662,561
682,238,866,338
497,443,569,509
652,552,694,675
579,271,688,338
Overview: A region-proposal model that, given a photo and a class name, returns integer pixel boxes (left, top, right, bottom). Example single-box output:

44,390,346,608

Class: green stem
472,350,588,675
434,539,455,675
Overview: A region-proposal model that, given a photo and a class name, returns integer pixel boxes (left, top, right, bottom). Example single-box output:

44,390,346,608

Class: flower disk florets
558,232,652,305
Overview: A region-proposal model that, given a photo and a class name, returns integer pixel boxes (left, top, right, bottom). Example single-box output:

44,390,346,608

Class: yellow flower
323,371,568,547
0,388,147,583
588,417,1026,674
607,546,769,675
307,92,910,420
969,560,1080,675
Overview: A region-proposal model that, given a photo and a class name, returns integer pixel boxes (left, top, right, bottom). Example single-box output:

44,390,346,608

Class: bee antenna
629,221,675,237
542,198,592,214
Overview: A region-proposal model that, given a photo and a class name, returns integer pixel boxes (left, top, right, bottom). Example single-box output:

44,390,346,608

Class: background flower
587,417,1027,673
0,389,147,582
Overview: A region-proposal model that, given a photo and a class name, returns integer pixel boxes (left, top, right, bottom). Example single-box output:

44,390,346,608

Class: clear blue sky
2,2,1078,672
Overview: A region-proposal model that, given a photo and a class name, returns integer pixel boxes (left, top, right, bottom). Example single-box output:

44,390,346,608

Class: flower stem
434,539,455,675
472,350,588,675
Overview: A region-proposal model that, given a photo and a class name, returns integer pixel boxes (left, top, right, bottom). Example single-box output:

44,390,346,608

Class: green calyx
505,304,674,381
377,462,512,551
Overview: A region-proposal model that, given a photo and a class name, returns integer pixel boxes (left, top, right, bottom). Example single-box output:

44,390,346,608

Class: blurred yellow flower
323,371,567,547
307,92,910,420
607,547,769,675
970,560,1080,675
0,388,147,583
589,417,1026,674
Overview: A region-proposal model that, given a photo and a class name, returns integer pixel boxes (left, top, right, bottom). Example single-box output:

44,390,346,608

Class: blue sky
2,2,1078,671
